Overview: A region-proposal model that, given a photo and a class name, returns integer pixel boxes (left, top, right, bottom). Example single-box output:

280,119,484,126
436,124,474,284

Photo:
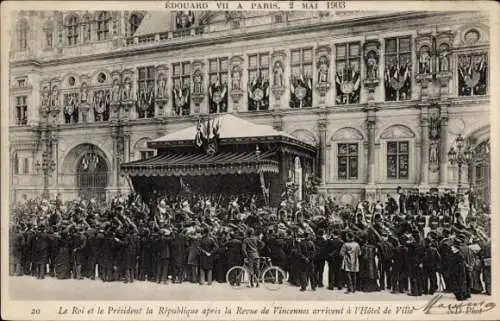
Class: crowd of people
9,186,491,301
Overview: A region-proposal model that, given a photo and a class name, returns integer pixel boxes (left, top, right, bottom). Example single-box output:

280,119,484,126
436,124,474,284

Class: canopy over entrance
121,114,317,206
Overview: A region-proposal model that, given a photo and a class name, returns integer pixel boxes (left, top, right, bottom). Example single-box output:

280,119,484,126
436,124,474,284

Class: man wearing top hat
198,227,218,285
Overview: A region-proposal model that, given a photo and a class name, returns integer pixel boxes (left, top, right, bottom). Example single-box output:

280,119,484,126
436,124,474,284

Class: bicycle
226,256,287,291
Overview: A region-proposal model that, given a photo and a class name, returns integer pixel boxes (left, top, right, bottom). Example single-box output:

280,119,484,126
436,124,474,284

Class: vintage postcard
1,1,499,320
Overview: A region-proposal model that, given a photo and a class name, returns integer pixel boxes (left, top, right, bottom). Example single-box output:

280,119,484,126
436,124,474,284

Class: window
337,143,358,179
15,95,28,125
129,13,143,36
384,36,412,101
17,20,29,50
458,53,488,96
23,158,29,174
248,53,270,111
17,79,26,87
290,47,313,108
66,15,79,45
172,62,191,116
96,11,110,41
140,151,155,160
274,14,283,23
208,57,229,113
137,66,155,118
335,42,361,105
387,141,409,179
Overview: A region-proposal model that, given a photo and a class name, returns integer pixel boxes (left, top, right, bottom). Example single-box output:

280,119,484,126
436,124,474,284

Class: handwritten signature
419,294,496,315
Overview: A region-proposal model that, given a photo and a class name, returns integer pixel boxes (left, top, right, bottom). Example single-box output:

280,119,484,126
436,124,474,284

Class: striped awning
121,151,279,177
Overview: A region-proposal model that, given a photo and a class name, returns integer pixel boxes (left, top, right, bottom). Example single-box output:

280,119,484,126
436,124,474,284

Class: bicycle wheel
226,266,250,290
261,266,287,291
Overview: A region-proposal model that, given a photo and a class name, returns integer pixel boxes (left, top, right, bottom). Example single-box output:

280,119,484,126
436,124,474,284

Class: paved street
8,276,488,301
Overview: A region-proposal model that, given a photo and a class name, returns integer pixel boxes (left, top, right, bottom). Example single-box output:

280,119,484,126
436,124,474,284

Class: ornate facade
9,10,490,205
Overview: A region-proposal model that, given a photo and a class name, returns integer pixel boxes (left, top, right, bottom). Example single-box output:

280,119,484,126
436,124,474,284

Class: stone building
8,10,490,205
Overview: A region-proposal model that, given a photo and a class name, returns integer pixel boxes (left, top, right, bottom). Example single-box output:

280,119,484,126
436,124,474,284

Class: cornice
10,12,451,69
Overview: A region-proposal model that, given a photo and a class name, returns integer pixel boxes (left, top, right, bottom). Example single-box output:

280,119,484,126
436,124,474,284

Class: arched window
96,11,110,41
17,19,29,50
66,15,79,45
129,13,143,36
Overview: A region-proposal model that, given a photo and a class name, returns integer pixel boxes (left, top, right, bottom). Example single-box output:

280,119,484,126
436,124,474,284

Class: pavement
7,276,489,301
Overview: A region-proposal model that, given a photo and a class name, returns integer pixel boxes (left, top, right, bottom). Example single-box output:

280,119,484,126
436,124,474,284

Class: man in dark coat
449,242,470,300
72,226,87,280
297,232,317,292
377,232,394,290
226,232,244,286
85,227,99,280
154,229,172,284
265,230,287,282
391,236,408,293
407,233,425,296
198,228,218,285
23,225,35,276
242,227,264,287
32,225,51,279
422,238,441,295
124,227,140,283
313,229,328,288
326,230,344,290
170,230,188,283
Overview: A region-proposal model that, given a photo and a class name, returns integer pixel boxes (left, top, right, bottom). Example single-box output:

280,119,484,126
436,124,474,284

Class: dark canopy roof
121,151,279,177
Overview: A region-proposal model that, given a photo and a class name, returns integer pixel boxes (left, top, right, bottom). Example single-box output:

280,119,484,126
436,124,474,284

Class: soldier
297,232,317,292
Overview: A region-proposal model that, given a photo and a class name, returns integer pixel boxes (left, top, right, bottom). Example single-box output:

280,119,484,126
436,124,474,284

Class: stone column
419,105,430,189
317,114,328,185
439,105,449,188
365,106,377,201
366,109,377,185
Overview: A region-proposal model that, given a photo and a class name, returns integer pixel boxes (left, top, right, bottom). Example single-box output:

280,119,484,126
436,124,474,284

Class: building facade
9,10,490,205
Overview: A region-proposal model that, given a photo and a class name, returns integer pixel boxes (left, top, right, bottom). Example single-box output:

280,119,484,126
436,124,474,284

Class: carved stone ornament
191,60,205,106
428,109,441,172
121,69,135,106
229,56,244,104
155,65,169,105
315,45,331,97
110,70,122,104
363,40,381,100
271,50,286,99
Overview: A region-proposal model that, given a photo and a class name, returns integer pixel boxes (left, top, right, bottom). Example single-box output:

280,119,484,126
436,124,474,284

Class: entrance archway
76,150,108,201
61,143,110,202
